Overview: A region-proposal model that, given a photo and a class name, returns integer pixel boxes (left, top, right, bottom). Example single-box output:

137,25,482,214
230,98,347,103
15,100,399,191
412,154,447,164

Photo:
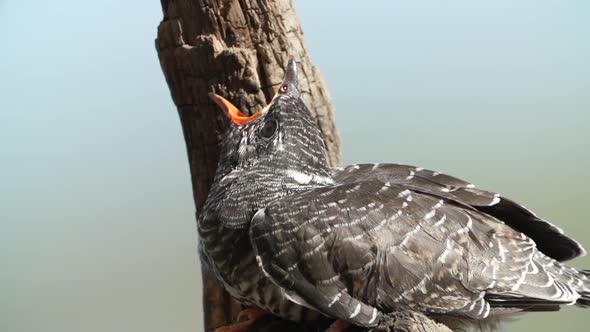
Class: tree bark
155,1,452,331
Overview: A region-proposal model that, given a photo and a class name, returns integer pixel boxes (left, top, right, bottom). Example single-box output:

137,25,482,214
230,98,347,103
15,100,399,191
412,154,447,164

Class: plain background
1,1,588,331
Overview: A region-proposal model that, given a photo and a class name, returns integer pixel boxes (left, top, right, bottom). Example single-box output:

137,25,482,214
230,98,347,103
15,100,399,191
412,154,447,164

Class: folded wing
250,178,587,326
332,164,586,262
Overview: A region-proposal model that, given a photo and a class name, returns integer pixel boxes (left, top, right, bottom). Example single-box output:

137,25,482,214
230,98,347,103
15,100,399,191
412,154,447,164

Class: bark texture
155,1,451,331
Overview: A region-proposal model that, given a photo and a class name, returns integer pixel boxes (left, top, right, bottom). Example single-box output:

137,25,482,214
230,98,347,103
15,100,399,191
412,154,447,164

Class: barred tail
544,258,590,308
488,254,590,311
576,270,590,307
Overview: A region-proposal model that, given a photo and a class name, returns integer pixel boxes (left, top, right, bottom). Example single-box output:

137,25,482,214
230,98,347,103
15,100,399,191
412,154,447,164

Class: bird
199,60,589,332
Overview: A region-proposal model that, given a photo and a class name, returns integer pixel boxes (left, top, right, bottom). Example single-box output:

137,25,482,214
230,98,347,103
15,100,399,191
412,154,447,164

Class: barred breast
198,201,322,323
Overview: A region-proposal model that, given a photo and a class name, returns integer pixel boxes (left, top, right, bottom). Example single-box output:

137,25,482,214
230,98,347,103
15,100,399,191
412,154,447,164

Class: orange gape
209,93,263,125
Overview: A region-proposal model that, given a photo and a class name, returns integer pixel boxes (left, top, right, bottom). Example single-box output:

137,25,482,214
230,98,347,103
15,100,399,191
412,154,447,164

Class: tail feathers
574,269,590,307
548,264,590,308
528,252,590,308
577,286,590,307
486,296,564,312
549,265,590,308
488,254,590,311
577,288,590,307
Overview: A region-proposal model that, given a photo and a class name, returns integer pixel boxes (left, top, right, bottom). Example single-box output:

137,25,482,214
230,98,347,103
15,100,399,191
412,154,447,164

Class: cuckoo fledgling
199,60,589,331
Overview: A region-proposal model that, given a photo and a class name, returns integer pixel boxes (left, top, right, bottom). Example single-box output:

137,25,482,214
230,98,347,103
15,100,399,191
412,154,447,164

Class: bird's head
210,60,331,183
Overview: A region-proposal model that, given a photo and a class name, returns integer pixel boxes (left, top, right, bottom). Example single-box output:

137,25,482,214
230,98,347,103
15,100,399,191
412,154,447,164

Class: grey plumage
199,60,589,330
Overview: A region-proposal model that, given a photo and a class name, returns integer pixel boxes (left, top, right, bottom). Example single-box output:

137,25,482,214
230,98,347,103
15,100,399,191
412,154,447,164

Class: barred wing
333,164,586,262
250,180,584,326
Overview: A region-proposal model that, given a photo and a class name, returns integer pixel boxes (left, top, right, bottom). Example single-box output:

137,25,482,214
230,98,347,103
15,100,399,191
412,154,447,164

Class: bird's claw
323,320,352,332
236,308,267,322
368,314,396,332
213,308,268,332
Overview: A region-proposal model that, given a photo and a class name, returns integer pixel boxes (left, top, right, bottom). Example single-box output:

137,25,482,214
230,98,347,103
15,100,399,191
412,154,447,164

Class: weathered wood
156,1,339,330
155,1,452,331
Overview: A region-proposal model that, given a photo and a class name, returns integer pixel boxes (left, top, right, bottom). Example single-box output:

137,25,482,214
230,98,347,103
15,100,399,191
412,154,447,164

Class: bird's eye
279,84,288,93
260,119,278,139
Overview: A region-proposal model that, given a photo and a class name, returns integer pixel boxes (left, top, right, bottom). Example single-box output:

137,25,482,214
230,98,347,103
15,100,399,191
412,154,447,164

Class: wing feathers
252,170,588,323
333,164,585,261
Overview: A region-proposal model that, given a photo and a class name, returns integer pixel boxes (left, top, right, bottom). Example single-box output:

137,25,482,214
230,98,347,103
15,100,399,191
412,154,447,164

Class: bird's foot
236,308,267,322
368,315,396,332
213,320,255,332
323,320,352,332
213,308,268,332
369,311,452,332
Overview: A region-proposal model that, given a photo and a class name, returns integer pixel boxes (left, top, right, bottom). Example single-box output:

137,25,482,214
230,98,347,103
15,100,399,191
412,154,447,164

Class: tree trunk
155,1,452,331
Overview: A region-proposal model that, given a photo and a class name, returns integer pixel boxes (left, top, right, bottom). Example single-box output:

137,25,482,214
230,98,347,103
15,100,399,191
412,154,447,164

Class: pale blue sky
1,1,588,331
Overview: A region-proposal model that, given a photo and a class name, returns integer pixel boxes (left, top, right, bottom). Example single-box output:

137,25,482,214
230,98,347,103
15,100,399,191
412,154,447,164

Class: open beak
208,93,263,125
209,60,299,125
